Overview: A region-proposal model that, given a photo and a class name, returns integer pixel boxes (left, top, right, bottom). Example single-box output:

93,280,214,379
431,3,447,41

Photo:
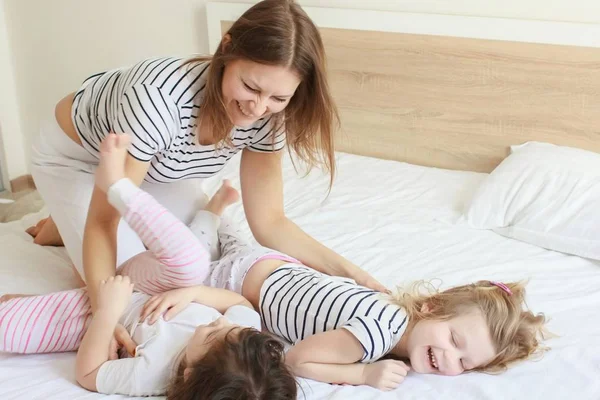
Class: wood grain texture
221,21,600,172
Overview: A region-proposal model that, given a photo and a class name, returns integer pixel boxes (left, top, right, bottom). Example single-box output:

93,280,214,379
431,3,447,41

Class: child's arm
140,285,253,323
285,329,410,391
189,285,254,312
75,310,119,391
285,329,365,384
76,276,134,392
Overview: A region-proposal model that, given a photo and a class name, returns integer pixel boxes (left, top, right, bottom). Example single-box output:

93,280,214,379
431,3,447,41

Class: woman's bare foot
25,217,48,237
0,294,33,303
204,180,240,216
25,216,64,246
95,133,131,193
24,134,130,247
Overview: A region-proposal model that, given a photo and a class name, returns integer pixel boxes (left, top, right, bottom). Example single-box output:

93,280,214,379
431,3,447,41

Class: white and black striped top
71,57,285,184
260,265,409,363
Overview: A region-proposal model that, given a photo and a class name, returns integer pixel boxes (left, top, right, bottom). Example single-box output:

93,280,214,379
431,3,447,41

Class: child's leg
94,135,214,293
188,179,240,262
188,211,220,261
205,216,298,293
120,181,239,295
201,220,257,292
218,217,252,256
109,166,238,295
0,288,91,354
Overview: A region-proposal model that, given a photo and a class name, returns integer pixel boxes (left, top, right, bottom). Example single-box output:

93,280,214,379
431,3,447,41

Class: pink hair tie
490,281,512,296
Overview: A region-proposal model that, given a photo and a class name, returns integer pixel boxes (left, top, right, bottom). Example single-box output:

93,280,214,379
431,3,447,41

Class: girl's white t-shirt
95,292,261,396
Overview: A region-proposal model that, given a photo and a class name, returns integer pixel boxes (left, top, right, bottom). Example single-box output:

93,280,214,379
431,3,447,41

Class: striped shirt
260,265,409,363
71,57,285,184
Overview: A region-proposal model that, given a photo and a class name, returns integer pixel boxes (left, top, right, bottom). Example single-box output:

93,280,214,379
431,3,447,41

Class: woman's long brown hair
187,0,339,184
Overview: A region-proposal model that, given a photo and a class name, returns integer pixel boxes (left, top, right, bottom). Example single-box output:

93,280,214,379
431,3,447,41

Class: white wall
0,0,27,181
1,0,599,179
2,0,208,178
242,0,600,24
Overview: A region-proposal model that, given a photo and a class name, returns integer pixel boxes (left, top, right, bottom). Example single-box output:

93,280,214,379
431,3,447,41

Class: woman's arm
84,81,180,311
83,155,150,312
174,286,253,313
240,149,387,292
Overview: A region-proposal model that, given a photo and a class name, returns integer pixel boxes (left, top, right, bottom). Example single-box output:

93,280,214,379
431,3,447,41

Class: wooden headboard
207,3,600,172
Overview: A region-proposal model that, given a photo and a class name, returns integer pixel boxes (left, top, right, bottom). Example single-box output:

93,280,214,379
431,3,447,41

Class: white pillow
463,141,600,260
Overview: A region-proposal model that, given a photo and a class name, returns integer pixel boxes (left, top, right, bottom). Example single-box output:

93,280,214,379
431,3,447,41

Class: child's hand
97,276,134,320
362,360,410,391
108,323,137,359
140,287,195,324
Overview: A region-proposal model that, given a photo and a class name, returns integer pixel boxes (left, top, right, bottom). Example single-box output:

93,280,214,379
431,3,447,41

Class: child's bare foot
204,180,240,216
95,133,131,193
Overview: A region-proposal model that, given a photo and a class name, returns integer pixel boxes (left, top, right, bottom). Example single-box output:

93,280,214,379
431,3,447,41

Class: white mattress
1,152,600,400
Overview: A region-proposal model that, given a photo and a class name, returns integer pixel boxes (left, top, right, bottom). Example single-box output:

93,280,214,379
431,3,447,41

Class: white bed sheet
1,152,599,400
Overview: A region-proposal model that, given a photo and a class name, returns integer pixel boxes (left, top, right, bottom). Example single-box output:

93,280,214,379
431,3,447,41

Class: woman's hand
350,267,390,294
140,288,196,324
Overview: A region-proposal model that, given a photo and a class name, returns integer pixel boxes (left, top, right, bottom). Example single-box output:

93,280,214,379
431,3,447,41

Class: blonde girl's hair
393,280,548,372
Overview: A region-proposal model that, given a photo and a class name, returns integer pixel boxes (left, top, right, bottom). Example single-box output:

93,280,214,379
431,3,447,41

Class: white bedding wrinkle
1,152,599,400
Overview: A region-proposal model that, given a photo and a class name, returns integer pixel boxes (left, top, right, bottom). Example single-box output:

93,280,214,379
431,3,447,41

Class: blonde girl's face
221,58,301,127
405,309,497,376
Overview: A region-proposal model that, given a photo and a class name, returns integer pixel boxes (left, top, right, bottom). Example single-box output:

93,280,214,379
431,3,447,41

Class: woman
28,0,386,319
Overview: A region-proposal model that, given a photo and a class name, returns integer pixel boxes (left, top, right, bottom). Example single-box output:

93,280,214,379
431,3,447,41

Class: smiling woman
184,0,339,175
24,0,388,353
221,59,300,129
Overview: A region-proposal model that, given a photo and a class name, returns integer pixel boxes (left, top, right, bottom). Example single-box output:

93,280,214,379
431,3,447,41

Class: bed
2,2,600,399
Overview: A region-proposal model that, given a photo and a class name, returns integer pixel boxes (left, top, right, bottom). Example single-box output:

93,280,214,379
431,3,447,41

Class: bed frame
207,2,600,173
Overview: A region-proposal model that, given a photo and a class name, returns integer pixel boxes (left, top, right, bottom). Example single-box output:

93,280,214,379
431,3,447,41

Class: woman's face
221,58,301,127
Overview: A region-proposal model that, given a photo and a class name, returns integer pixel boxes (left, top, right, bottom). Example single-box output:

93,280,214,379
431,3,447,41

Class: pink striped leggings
0,179,218,354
